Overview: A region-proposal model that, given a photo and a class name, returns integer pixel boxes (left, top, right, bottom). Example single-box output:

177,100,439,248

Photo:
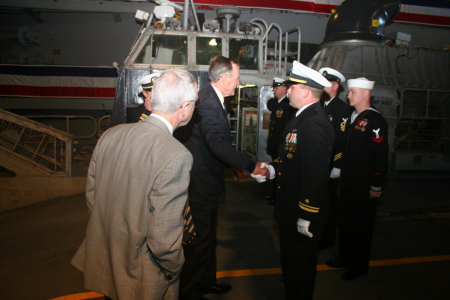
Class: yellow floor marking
218,254,450,277
51,255,450,299
50,291,103,300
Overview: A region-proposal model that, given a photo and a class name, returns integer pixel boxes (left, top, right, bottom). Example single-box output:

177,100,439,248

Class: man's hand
233,169,246,182
252,162,270,178
297,218,313,238
370,190,382,199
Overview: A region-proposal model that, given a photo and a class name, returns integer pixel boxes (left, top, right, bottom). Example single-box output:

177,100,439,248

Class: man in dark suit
272,60,334,299
317,67,352,249
174,55,269,300
266,77,296,204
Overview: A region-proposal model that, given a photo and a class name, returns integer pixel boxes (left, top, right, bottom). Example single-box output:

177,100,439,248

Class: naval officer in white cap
271,60,334,299
128,72,161,122
265,77,297,204
326,77,389,281
317,67,352,250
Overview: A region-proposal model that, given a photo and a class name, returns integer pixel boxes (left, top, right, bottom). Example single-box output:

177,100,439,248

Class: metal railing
0,109,74,176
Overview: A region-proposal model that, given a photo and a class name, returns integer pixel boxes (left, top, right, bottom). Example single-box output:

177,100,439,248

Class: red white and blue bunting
0,65,117,98
190,0,450,27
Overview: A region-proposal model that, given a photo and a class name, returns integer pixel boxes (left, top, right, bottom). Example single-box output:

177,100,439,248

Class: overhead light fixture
209,38,217,46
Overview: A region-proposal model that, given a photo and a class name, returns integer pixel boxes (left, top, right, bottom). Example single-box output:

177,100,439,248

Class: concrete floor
1,171,450,300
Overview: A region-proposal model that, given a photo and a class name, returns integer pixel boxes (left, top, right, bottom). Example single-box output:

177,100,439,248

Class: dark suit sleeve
197,95,255,173
298,114,334,221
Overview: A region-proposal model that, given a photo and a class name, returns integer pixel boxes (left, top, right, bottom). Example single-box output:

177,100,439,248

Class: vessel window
135,35,187,65
229,39,259,70
196,37,222,65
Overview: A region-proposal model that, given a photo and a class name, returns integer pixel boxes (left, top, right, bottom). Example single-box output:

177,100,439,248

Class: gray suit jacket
71,116,193,300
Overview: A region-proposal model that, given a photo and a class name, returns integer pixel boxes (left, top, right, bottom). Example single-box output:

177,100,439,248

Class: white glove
251,163,276,183
330,167,341,179
251,174,266,183
261,163,275,179
297,218,313,238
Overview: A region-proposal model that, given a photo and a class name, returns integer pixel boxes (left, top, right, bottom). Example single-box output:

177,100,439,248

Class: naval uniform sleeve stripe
139,113,149,121
300,202,319,210
299,203,319,213
334,153,342,161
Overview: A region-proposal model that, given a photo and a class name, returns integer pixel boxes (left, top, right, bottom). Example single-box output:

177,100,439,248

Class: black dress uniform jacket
272,101,334,299
267,95,296,158
319,96,352,248
341,107,389,188
337,106,389,276
126,105,151,123
274,101,335,224
322,96,352,170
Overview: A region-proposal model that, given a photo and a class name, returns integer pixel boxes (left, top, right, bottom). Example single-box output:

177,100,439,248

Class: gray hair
151,69,198,114
208,55,238,83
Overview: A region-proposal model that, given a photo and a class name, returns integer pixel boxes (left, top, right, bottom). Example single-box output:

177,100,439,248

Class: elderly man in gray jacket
71,69,198,300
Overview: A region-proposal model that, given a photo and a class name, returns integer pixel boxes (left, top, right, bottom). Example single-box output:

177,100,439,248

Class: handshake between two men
233,162,313,239
234,162,274,183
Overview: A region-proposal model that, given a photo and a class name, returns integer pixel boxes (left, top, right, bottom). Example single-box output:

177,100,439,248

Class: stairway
0,109,86,212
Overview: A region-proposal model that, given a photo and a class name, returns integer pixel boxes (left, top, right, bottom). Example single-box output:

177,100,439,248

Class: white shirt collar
211,84,225,107
295,102,315,117
351,107,378,123
324,96,336,107
150,113,174,135
278,95,287,103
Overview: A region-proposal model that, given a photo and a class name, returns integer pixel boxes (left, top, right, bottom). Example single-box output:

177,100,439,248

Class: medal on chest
284,130,297,158
276,109,284,118
355,119,368,132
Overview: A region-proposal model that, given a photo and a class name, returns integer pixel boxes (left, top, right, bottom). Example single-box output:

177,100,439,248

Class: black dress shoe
341,271,365,281
325,259,346,268
200,283,232,295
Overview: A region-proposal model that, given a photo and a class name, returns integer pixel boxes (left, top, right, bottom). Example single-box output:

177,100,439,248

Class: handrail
282,26,301,72
25,115,97,139
98,115,111,136
254,21,282,75
0,109,73,176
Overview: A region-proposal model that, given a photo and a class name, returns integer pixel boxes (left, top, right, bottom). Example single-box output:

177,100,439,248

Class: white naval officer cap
272,77,288,88
319,67,346,83
133,72,161,105
287,61,331,89
137,72,161,90
347,77,375,90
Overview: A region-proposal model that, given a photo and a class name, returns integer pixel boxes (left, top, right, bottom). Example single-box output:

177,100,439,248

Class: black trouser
180,202,218,299
338,177,378,275
278,219,326,300
320,178,339,247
